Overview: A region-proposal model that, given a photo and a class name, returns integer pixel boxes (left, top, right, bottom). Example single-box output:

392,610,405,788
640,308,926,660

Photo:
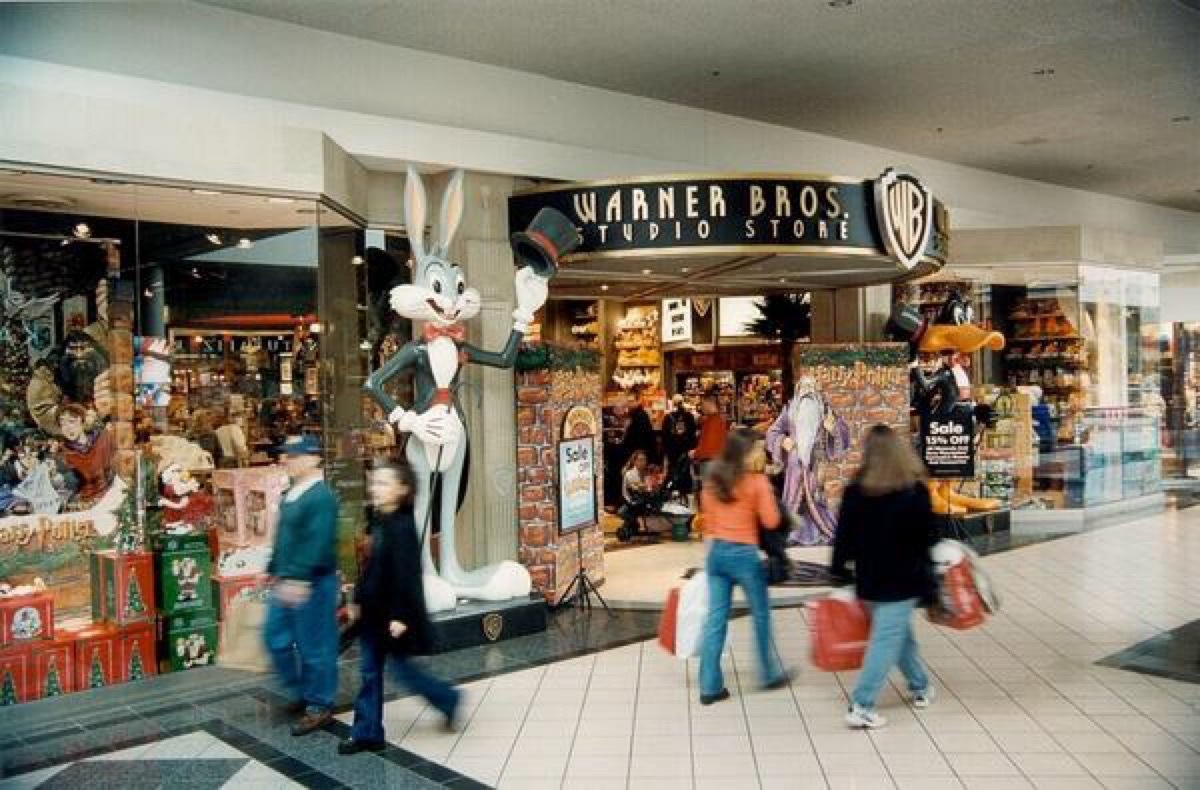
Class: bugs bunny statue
364,167,576,612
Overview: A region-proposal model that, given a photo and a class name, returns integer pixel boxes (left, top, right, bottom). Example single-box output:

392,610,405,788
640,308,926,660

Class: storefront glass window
0,168,369,623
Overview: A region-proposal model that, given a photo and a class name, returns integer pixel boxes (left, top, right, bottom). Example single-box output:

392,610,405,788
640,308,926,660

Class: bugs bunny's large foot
424,574,458,613
444,561,532,603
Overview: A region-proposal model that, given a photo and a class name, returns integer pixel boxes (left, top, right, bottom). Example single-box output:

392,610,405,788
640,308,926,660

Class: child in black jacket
339,462,460,754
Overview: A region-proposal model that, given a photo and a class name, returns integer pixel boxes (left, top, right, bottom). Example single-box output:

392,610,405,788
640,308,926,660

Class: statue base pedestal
428,595,548,654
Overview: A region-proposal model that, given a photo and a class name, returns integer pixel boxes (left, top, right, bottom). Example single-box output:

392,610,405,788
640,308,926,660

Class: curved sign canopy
508,169,947,296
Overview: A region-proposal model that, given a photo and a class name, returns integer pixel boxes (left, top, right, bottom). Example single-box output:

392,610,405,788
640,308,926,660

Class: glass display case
904,261,1162,518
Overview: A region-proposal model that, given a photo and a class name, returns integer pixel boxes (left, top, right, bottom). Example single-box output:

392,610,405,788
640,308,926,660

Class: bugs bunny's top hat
510,207,581,278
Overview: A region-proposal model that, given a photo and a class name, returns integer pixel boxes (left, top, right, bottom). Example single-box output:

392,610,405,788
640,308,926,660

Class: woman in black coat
339,462,461,755
831,425,939,731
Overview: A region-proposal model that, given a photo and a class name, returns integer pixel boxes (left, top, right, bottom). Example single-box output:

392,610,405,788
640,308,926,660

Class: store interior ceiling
202,0,1200,214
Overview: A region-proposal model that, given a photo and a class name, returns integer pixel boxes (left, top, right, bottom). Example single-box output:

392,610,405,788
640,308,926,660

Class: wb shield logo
874,169,933,270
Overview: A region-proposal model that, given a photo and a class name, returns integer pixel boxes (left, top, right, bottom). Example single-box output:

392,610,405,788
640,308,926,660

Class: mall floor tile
3,508,1200,788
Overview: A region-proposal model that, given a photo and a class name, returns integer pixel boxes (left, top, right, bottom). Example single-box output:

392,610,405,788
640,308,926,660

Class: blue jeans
699,539,784,697
264,573,339,713
851,598,930,711
351,629,460,742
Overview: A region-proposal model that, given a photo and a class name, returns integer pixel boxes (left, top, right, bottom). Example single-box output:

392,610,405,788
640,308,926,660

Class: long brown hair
855,424,926,496
706,427,760,504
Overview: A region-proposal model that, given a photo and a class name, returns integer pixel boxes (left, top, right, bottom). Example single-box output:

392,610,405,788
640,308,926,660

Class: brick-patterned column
515,368,605,603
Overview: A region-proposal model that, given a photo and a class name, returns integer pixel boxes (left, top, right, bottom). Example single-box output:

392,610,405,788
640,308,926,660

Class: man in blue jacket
264,435,340,736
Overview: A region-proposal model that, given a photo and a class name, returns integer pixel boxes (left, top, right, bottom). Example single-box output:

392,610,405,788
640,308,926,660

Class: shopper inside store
1,2,1198,789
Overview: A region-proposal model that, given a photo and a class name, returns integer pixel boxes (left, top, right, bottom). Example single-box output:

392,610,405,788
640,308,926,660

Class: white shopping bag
675,571,709,660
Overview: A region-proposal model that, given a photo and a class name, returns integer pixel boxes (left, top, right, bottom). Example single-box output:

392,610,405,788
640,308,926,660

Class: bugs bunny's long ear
404,165,427,261
433,169,465,256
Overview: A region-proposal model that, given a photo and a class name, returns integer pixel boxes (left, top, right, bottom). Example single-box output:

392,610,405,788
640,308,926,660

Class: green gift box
153,531,211,554
155,548,214,616
158,609,218,673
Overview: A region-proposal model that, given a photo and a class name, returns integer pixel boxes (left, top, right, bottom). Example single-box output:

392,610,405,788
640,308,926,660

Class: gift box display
118,621,157,682
0,591,54,647
155,543,214,617
69,624,120,691
32,637,74,699
212,466,288,548
212,573,268,620
158,609,218,673
90,551,156,626
0,644,31,705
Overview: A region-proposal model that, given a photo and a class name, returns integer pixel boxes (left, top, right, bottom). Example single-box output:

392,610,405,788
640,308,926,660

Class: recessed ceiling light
641,268,652,275
1171,115,1192,123
601,284,610,291
72,223,91,239
710,70,721,78
359,340,371,351
351,255,364,265
236,238,253,249
191,189,222,196
681,267,691,273
205,233,222,245
309,322,322,334
828,0,853,6
266,196,295,204
778,278,787,284
1032,68,1055,76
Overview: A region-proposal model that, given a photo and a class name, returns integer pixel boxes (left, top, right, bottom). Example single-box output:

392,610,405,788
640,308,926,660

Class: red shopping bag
657,586,680,655
809,593,870,672
927,560,986,630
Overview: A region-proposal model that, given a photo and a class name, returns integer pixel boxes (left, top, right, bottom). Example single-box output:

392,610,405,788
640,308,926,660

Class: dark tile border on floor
0,716,353,789
1097,618,1200,686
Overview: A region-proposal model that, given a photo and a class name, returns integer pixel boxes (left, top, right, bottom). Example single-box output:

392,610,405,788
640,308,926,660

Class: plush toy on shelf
157,461,213,533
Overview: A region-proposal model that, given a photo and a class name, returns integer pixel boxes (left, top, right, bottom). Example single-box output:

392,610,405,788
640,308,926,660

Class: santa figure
766,375,850,546
158,461,213,532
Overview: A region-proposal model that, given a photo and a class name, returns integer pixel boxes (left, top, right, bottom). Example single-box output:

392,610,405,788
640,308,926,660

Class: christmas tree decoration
0,669,16,705
88,649,105,689
124,574,146,618
43,658,63,697
114,487,144,554
128,644,145,681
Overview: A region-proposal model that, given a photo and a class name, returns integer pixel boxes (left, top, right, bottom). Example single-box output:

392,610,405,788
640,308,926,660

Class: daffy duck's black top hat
511,207,581,278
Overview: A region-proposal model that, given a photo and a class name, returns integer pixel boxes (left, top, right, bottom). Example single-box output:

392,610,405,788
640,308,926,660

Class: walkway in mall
2,508,1199,789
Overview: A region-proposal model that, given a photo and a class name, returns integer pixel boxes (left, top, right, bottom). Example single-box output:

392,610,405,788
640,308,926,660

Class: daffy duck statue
886,292,1006,516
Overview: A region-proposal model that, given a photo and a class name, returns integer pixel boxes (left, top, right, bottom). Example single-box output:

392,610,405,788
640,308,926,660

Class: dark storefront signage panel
509,171,947,270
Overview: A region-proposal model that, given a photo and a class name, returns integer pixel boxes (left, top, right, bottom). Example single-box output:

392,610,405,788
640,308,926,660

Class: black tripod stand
557,529,610,613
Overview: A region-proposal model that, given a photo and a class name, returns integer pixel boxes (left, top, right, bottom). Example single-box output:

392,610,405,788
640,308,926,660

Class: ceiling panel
201,0,1200,212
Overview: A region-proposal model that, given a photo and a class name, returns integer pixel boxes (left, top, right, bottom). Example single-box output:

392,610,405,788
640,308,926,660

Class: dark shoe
699,688,730,706
283,699,306,716
441,690,463,733
338,737,386,755
291,710,332,736
763,669,794,691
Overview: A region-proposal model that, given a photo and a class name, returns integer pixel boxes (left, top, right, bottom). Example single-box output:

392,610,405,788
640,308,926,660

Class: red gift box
117,622,157,683
91,551,157,625
0,643,32,705
0,592,54,647
212,573,268,620
69,624,120,691
31,637,74,699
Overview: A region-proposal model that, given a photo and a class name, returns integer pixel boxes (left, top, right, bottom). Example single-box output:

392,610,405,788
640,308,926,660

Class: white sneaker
911,686,935,710
845,705,888,729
